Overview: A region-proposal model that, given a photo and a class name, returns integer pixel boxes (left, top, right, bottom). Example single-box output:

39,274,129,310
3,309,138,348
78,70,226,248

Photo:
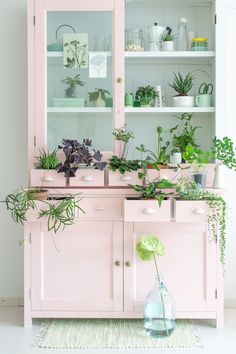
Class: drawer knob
125,261,131,267
120,174,131,181
117,77,123,83
115,261,120,267
82,175,93,182
143,207,154,215
193,208,205,215
43,175,54,182
95,206,105,211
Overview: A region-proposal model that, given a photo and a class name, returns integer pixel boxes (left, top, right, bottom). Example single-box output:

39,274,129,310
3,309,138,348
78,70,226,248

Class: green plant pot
105,97,113,107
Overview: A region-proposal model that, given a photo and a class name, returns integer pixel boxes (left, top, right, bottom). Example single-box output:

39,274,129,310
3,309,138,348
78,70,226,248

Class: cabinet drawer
124,200,171,222
79,198,122,219
109,171,141,186
147,168,181,183
175,201,209,223
69,170,104,187
30,170,66,187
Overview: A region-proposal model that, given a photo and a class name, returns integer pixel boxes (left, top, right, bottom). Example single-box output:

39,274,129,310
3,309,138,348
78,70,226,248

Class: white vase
93,93,106,107
162,41,174,51
212,164,224,189
173,96,194,107
170,152,182,164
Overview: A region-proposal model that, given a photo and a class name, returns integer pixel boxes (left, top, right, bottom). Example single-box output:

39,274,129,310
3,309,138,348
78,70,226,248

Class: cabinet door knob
43,176,54,182
115,261,120,267
117,77,123,83
125,261,131,267
95,206,105,211
82,175,93,182
143,207,154,214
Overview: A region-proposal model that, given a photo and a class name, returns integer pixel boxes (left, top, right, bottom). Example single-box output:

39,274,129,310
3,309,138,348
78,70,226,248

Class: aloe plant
169,72,195,96
35,149,59,170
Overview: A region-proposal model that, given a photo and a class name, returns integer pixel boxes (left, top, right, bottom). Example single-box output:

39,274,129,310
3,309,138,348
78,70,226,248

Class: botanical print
63,33,88,69
89,52,107,78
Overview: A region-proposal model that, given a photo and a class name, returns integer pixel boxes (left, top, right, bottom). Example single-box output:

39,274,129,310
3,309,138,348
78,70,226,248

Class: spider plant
169,72,195,96
35,149,60,170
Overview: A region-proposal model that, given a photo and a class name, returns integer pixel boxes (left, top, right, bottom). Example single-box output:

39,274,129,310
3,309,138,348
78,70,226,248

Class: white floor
0,307,236,354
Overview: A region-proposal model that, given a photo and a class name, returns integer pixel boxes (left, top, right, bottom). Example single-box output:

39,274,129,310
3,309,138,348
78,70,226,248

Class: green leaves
213,137,236,171
88,88,111,102
182,145,213,170
61,74,85,88
108,156,141,174
169,72,195,96
112,124,134,143
35,149,59,170
137,235,165,261
135,85,157,105
4,189,36,224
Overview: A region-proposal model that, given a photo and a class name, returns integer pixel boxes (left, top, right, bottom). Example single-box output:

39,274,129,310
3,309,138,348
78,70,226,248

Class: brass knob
117,77,122,83
115,261,120,267
125,261,131,267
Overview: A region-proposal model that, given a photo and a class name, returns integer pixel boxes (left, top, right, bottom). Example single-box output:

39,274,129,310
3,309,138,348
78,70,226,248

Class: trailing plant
129,179,176,206
88,88,111,103
112,124,135,159
35,149,60,170
61,74,85,97
108,156,141,174
136,127,170,168
212,136,236,171
136,235,169,336
182,145,213,171
176,178,226,265
169,72,195,96
38,195,84,233
161,32,177,42
135,85,157,106
57,139,106,181
168,113,201,154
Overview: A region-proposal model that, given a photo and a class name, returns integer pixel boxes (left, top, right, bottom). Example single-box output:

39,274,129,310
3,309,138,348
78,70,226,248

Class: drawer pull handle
125,261,131,267
120,175,131,181
193,208,205,215
43,175,54,182
143,208,154,215
115,261,120,267
95,206,105,211
82,175,93,182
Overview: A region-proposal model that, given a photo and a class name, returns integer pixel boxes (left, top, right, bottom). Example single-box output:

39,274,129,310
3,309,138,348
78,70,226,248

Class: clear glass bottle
125,29,144,51
144,277,175,338
177,18,188,51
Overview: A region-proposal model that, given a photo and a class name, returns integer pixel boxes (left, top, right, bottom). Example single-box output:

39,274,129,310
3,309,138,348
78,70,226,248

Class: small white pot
93,93,106,107
173,96,194,107
170,152,182,164
212,164,224,189
162,41,174,51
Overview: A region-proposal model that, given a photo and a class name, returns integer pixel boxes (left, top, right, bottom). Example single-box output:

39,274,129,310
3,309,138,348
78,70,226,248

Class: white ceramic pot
162,41,174,51
93,93,106,107
212,164,224,189
170,152,182,164
173,96,194,107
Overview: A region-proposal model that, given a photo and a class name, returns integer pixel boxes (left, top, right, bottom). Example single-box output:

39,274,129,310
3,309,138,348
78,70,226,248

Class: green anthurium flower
136,235,165,261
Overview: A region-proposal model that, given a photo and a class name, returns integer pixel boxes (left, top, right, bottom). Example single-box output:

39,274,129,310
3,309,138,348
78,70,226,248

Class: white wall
0,0,235,305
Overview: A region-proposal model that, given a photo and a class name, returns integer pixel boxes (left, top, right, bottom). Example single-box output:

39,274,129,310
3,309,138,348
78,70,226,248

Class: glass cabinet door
33,0,124,160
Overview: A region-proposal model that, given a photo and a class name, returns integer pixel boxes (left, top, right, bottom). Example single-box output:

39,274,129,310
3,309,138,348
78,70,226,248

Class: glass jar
125,29,144,51
191,37,208,51
144,277,175,338
177,18,188,51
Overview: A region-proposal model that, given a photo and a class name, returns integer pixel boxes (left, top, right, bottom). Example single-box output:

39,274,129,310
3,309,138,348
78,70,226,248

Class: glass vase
144,277,175,338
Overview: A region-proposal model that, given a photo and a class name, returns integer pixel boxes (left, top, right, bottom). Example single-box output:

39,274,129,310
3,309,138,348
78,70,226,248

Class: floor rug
36,319,202,349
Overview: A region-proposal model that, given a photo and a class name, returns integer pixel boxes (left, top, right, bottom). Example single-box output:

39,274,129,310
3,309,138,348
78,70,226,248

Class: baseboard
0,297,24,307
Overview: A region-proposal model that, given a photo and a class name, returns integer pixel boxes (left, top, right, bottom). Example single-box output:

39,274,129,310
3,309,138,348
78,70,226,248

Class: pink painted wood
30,169,66,187
109,170,141,187
69,170,104,187
124,200,171,222
79,197,122,219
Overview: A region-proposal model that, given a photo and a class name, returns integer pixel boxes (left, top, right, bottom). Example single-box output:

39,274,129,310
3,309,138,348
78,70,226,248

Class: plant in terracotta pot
211,136,236,188
169,72,195,107
88,88,111,107
136,127,170,169
135,85,158,107
161,31,177,51
112,124,134,159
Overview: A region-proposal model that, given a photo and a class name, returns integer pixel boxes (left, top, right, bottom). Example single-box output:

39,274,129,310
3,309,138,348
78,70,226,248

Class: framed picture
63,33,88,69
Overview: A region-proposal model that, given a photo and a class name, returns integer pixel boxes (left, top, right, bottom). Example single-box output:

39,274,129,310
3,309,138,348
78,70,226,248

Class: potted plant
137,235,175,337
168,113,201,157
169,147,182,164
169,72,195,107
161,31,177,51
54,74,85,108
2,188,84,233
182,145,212,188
212,136,236,188
136,127,170,169
135,85,158,107
108,156,141,175
35,149,60,170
88,88,111,108
112,124,134,159
57,138,106,186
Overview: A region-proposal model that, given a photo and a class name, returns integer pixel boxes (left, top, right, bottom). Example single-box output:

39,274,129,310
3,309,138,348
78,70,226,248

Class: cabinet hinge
33,15,36,26
215,14,217,25
215,289,218,299
34,136,36,147
29,233,32,244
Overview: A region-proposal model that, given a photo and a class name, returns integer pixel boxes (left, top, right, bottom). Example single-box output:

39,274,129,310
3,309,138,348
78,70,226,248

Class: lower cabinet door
31,221,123,312
124,221,217,313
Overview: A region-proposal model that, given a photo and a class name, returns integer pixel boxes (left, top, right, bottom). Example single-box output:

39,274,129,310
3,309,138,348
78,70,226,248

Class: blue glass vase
144,277,175,338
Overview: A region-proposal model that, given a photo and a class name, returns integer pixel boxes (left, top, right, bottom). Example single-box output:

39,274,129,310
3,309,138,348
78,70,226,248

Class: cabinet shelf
125,107,215,114
47,107,112,114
